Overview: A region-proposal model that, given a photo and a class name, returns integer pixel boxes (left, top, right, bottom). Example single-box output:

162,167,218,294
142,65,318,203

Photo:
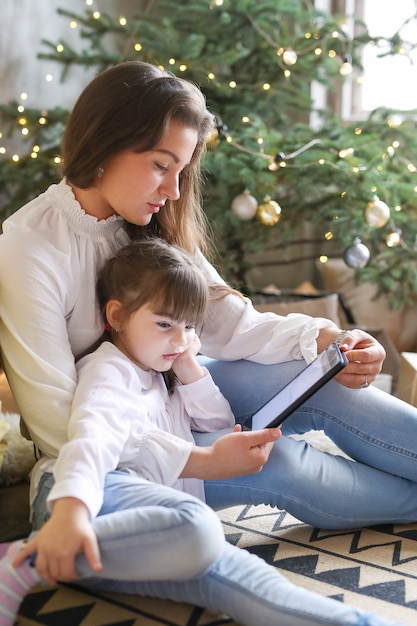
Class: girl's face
113,303,197,372
81,120,198,222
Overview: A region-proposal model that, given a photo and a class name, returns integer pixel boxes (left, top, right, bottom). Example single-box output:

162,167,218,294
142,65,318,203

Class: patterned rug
11,431,417,625
11,503,417,626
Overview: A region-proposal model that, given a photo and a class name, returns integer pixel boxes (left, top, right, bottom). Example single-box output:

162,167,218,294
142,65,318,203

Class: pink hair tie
104,323,112,331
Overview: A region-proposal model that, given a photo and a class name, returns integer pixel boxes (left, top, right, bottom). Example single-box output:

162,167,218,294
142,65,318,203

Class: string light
1,6,416,274
338,147,354,158
339,55,353,75
386,229,402,247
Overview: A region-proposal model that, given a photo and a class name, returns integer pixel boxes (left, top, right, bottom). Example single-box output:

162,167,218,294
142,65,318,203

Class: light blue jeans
31,358,417,626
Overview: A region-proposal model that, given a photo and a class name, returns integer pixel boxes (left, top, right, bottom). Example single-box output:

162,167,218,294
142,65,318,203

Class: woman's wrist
316,324,342,353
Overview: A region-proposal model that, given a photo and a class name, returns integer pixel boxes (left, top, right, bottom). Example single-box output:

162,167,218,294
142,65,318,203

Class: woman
0,61,415,625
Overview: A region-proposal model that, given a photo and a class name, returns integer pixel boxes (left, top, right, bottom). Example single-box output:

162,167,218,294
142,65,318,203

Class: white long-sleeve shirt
47,342,235,517
0,179,331,462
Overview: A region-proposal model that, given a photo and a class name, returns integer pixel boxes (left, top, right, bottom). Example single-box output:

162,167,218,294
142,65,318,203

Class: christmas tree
1,0,417,307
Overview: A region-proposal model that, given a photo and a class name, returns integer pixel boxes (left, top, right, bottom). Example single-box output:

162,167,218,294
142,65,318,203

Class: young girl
0,239,402,626
0,60,416,625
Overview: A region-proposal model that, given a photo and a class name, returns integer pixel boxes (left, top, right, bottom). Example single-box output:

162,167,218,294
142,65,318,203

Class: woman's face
83,120,198,223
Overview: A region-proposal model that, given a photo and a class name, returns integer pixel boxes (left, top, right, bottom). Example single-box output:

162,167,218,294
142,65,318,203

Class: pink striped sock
0,541,40,626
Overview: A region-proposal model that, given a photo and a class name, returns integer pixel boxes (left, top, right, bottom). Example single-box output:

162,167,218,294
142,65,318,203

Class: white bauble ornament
256,196,282,226
282,49,298,65
231,190,258,220
364,195,390,228
343,237,370,269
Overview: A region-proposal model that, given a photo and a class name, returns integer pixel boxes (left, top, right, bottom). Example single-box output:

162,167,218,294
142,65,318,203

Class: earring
115,324,121,332
98,166,104,179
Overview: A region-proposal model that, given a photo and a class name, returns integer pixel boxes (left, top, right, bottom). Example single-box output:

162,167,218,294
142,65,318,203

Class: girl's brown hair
98,238,209,332
91,238,244,392
96,239,209,392
62,61,215,255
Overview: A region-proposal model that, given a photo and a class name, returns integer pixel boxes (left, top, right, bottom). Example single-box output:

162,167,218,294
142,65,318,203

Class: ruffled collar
48,178,126,241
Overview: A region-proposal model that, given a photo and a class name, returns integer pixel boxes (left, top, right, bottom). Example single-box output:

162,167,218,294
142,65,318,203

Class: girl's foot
0,540,40,625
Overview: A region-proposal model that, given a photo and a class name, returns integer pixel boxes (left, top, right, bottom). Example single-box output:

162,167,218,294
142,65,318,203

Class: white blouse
0,179,331,464
47,342,235,517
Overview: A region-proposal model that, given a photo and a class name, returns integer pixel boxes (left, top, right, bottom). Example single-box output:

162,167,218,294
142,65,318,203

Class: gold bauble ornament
207,126,219,147
231,190,258,220
256,196,282,226
364,195,390,228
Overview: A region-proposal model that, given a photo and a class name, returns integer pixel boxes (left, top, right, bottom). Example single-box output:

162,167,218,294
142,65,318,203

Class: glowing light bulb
386,230,401,247
339,147,354,158
282,49,297,65
340,57,353,75
388,115,403,127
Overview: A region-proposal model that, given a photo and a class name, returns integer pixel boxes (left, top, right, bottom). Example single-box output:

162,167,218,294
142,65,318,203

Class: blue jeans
31,358,414,626
200,358,417,529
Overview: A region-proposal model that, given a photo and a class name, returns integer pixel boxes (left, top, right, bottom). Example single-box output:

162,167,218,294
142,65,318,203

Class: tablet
246,342,348,430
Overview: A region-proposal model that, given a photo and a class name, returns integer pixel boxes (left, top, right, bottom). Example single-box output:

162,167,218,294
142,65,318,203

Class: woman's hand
333,328,386,389
13,497,102,586
181,424,282,480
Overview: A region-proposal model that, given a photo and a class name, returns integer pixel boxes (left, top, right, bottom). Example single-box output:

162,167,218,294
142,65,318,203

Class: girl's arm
13,497,102,585
172,333,235,432
180,425,281,479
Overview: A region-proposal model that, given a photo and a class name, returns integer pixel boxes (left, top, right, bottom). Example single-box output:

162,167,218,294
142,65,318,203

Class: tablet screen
250,343,347,430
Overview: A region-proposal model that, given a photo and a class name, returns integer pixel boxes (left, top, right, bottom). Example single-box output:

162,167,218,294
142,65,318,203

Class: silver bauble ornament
364,195,390,228
256,196,282,226
343,237,370,269
231,190,258,221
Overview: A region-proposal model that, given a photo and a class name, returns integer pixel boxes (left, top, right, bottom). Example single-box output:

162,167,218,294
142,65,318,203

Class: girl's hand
172,333,205,384
13,498,102,586
181,424,282,480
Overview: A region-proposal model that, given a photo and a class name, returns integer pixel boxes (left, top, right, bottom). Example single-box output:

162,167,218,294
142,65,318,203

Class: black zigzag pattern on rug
17,504,417,625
